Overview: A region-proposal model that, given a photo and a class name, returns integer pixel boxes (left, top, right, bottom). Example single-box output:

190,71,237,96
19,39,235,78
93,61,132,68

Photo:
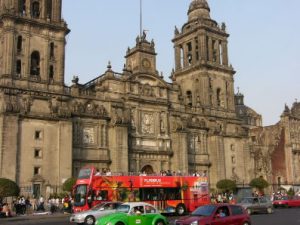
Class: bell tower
0,0,69,89
172,0,235,112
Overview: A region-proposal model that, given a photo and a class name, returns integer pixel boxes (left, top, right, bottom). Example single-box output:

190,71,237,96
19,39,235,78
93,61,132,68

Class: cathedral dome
188,0,211,21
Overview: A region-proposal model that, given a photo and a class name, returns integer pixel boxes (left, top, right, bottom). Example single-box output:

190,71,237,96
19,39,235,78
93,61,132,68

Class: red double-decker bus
72,166,210,215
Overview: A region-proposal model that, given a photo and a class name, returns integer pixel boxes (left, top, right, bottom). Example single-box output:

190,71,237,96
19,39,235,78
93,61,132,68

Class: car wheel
156,220,165,225
247,208,252,215
176,204,186,216
267,207,273,214
84,215,95,225
116,222,125,225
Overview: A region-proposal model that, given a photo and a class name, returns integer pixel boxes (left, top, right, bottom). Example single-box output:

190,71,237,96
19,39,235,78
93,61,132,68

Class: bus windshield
78,168,92,179
74,184,88,206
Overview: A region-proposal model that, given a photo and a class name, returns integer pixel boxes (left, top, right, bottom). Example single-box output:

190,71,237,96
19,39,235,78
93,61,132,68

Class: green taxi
95,202,168,225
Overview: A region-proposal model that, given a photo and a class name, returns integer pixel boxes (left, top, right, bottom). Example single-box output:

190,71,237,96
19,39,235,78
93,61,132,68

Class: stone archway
141,165,154,175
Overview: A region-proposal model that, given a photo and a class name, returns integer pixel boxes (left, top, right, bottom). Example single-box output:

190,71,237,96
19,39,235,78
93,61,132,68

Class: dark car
175,204,251,225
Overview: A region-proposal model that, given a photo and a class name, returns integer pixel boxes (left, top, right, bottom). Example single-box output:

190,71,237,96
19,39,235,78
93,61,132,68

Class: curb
1,213,69,222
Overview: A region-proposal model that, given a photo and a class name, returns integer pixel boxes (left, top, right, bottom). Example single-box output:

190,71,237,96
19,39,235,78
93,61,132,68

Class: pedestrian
2,203,12,217
37,195,45,211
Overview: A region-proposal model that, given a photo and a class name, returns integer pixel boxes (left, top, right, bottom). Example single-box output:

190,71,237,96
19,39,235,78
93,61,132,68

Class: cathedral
0,0,299,197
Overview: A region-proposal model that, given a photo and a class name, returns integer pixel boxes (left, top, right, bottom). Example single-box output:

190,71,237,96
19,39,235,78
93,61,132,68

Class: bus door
158,188,166,211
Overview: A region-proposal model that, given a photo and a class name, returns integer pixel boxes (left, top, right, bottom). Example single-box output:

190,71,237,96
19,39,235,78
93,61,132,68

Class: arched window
49,65,54,79
50,42,54,59
18,0,26,16
32,1,40,18
46,0,52,19
16,60,22,75
17,36,22,52
30,51,40,76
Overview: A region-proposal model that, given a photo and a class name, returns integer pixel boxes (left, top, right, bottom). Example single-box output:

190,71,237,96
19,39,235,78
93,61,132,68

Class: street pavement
1,208,300,225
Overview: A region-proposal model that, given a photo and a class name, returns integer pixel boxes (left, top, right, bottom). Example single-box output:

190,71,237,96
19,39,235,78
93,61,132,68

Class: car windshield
91,203,106,211
116,204,130,213
274,196,288,200
191,205,216,216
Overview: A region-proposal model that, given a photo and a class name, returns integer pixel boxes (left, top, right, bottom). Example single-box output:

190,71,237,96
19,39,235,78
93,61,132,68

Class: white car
70,202,122,225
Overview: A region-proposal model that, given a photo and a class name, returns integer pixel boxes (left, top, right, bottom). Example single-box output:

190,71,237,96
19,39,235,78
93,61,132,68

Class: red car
175,204,251,225
273,196,300,208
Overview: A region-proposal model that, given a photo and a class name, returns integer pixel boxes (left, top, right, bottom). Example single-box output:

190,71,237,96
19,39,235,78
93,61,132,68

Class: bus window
78,168,91,179
74,184,87,206
99,190,108,200
165,188,181,200
139,188,158,201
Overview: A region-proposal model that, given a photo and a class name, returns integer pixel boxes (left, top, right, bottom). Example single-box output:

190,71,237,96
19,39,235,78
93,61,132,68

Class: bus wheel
84,215,95,225
176,204,186,216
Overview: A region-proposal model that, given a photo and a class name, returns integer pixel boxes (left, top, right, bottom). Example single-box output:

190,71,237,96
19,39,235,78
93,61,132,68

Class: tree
287,188,295,197
0,178,20,198
249,177,269,192
62,177,77,192
216,179,237,193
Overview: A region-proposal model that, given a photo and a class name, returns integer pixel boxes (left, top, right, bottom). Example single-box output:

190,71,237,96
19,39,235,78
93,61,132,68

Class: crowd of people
210,192,236,204
0,194,73,217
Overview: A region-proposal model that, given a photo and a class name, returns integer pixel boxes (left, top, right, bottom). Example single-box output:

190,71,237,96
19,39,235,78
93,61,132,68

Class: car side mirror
99,207,104,211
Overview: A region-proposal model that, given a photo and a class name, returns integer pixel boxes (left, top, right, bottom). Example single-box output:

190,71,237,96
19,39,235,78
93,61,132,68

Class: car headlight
106,222,112,225
190,221,198,225
76,214,85,219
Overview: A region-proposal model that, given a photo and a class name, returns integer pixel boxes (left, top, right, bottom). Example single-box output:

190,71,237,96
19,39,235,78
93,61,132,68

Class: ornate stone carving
171,116,185,132
141,112,154,134
111,107,128,125
4,95,20,113
21,97,32,114
48,98,71,118
130,108,136,129
71,101,107,118
83,127,95,144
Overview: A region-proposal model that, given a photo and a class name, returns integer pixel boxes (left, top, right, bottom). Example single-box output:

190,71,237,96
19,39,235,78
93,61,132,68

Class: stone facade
0,0,298,197
249,102,300,188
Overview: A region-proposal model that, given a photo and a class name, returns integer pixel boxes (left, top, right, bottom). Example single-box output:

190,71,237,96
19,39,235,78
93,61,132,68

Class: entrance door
33,184,41,197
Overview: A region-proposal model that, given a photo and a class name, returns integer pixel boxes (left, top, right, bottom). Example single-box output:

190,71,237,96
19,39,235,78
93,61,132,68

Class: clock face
142,58,151,69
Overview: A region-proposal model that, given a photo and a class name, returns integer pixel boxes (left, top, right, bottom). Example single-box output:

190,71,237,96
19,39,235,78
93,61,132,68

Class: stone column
26,0,30,16
2,24,15,76
174,45,181,70
222,41,228,66
0,115,19,181
208,37,213,62
170,131,189,174
108,125,129,173
52,0,62,22
183,44,188,68
192,38,197,64
215,41,220,64
56,39,65,85
24,33,30,79
58,120,72,186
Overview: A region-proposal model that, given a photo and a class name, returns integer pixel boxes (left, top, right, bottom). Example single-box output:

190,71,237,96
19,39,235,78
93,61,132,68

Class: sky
62,0,300,126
